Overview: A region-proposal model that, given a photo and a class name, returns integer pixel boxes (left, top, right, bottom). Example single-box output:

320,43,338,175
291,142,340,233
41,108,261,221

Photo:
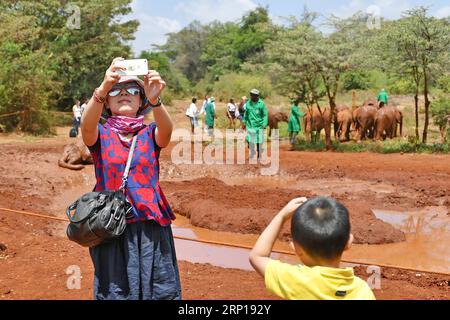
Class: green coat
205,102,215,127
243,99,268,144
288,105,305,133
377,91,389,105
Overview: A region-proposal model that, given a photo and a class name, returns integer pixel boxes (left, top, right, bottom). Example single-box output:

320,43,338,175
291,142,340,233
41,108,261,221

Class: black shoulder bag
66,135,138,248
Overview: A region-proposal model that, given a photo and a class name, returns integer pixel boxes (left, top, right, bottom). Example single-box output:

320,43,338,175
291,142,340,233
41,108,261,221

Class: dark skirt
89,220,182,300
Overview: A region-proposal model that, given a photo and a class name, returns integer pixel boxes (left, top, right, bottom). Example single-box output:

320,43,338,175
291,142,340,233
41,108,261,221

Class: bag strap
119,135,138,191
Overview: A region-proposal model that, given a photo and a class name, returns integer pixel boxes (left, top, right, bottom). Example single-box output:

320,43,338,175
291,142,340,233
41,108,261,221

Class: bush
388,78,416,95
431,96,450,127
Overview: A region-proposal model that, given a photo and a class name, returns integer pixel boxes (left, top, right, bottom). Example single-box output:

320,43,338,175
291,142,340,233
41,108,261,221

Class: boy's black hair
291,197,350,260
192,97,197,103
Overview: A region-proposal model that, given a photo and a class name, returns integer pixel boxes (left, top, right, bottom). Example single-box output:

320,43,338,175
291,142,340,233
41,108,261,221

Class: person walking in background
185,97,199,134
243,89,268,160
205,96,217,137
199,95,210,132
288,99,305,146
72,100,82,135
226,98,237,131
377,89,389,108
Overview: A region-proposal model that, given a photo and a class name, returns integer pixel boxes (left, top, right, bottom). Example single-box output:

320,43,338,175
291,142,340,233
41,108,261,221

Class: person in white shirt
226,98,237,131
185,97,199,134
72,100,82,134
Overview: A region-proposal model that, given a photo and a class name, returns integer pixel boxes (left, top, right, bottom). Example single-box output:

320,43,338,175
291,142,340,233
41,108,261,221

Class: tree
383,7,450,143
266,18,324,108
157,20,210,83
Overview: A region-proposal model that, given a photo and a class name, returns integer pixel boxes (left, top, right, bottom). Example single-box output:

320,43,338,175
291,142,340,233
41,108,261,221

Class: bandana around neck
105,115,146,135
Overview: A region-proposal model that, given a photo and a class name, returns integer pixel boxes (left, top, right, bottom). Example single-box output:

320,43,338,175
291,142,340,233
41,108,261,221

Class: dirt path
0,127,449,300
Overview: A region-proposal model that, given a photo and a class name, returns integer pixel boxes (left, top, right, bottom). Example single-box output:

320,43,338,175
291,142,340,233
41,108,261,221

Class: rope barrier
0,207,449,277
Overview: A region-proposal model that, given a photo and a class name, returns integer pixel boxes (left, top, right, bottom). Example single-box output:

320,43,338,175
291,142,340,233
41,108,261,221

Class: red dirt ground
0,130,449,300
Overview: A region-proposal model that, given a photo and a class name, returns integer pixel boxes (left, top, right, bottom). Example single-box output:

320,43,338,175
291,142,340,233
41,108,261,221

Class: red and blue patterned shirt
88,122,175,226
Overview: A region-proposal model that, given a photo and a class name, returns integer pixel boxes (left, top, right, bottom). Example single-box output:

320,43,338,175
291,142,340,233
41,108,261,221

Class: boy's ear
345,234,354,251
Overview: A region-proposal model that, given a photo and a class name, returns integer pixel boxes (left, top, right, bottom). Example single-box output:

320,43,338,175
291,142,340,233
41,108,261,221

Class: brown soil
0,127,449,300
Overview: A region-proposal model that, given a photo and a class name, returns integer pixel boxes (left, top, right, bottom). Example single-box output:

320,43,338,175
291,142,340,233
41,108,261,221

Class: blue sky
125,0,450,55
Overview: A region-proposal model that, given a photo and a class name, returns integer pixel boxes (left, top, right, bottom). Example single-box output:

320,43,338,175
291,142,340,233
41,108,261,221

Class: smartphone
116,59,148,76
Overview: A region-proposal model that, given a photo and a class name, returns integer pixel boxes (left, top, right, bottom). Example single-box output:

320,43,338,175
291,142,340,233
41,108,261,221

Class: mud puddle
173,208,449,274
346,207,450,273
173,215,299,271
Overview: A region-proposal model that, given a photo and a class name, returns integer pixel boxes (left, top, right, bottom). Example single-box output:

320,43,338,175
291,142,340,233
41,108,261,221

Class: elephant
363,99,378,108
390,105,403,138
267,109,288,137
353,105,378,141
58,139,93,170
304,107,331,142
335,107,353,142
374,106,398,140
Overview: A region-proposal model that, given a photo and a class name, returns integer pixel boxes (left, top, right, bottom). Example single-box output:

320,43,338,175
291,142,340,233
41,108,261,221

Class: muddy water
173,215,299,271
173,208,450,273
345,207,450,273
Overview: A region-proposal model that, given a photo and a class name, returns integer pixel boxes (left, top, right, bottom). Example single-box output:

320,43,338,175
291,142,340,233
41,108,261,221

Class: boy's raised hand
279,197,308,221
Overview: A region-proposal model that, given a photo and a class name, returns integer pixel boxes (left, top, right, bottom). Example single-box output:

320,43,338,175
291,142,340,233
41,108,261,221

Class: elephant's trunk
400,114,403,137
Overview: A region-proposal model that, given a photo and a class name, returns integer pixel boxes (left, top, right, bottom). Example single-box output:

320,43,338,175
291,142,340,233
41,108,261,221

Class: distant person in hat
243,89,268,160
199,94,211,132
377,89,389,108
205,96,217,137
80,57,180,300
288,99,305,146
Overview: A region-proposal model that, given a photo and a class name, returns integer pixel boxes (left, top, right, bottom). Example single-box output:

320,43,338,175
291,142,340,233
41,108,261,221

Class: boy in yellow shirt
249,197,375,300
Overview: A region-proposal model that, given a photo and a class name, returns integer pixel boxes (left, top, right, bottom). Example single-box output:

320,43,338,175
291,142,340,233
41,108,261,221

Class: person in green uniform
377,89,389,108
243,89,268,160
288,99,305,145
205,96,216,137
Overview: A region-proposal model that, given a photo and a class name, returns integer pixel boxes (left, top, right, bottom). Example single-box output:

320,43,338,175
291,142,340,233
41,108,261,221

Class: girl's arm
81,57,125,147
144,71,173,148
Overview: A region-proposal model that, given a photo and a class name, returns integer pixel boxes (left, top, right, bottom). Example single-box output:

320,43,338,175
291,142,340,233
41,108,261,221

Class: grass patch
293,138,449,154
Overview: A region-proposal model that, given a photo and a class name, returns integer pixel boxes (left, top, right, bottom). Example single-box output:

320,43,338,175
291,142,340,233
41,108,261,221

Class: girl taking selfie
81,57,181,300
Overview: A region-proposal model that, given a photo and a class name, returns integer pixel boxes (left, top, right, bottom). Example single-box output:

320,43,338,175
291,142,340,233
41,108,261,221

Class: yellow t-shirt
265,260,376,300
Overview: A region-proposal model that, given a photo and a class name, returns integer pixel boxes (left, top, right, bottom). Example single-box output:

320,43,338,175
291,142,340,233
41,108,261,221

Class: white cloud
435,6,450,18
333,0,412,19
133,14,182,54
175,0,258,24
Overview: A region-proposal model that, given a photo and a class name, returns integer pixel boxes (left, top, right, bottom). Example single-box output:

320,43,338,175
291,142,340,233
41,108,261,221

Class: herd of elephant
268,99,403,142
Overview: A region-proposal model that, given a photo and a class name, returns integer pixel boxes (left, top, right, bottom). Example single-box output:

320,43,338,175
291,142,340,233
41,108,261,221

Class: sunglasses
108,85,142,97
